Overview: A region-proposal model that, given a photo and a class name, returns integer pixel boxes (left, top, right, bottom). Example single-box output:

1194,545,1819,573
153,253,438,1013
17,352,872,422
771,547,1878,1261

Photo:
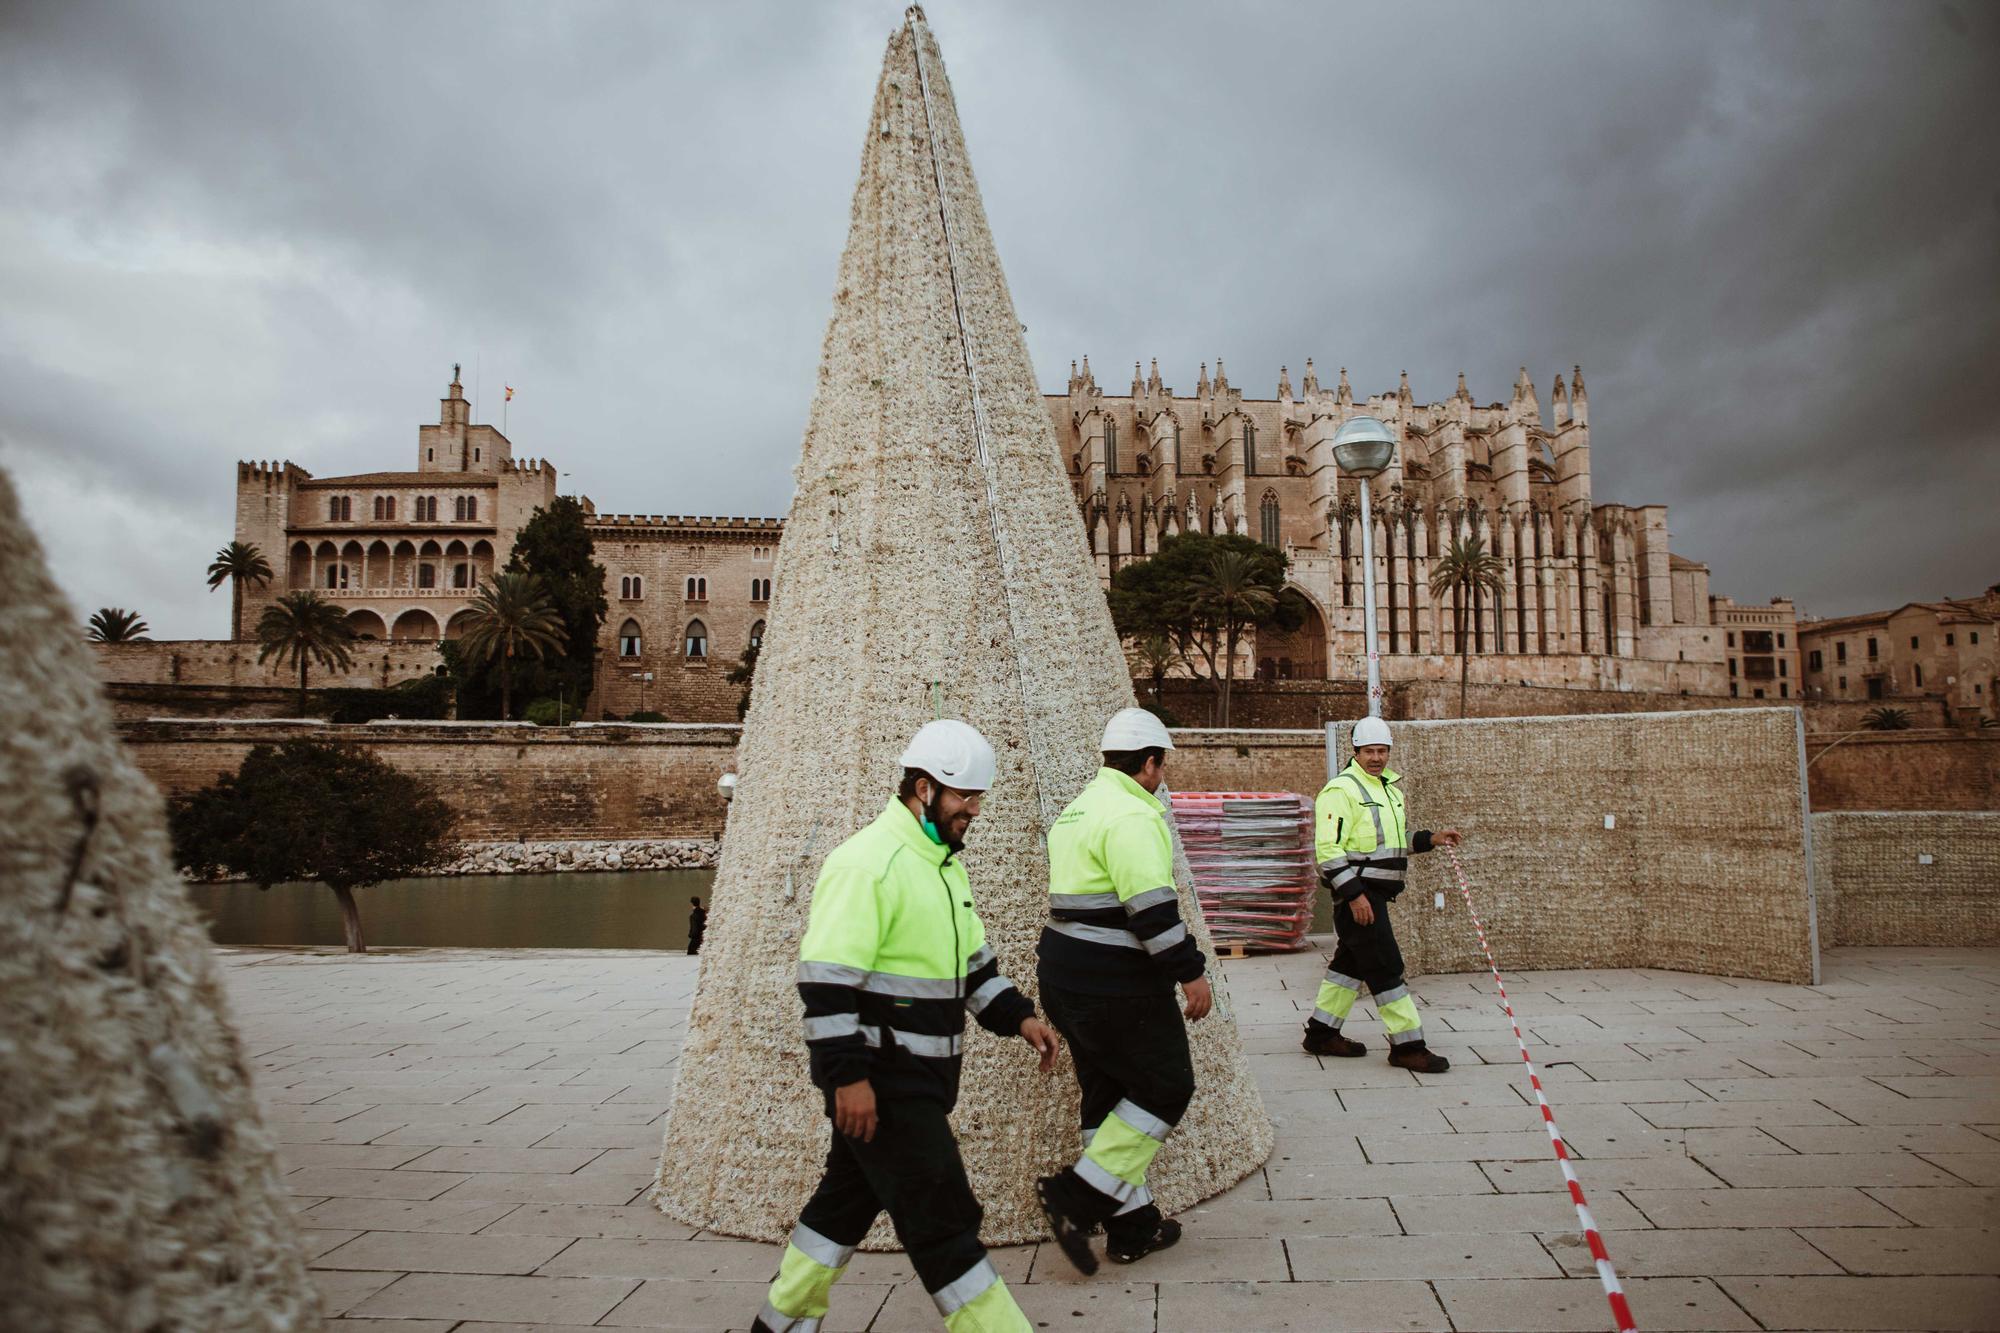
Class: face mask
920,783,962,852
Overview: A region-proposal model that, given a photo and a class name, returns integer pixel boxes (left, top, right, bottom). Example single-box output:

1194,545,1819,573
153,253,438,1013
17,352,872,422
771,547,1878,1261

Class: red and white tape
1443,847,1638,1333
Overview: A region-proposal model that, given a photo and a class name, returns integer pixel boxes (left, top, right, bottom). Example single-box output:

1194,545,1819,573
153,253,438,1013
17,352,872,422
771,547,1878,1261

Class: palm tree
1191,549,1277,727
1134,634,1177,711
87,608,149,642
255,590,356,715
1861,706,1912,732
206,541,274,641
1429,533,1508,719
459,572,568,721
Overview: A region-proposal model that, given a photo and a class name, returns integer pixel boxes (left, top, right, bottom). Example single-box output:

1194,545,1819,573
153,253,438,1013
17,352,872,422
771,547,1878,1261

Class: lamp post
1330,415,1397,721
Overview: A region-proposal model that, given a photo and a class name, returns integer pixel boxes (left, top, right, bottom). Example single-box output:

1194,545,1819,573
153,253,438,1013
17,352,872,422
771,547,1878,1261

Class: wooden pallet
1214,942,1251,960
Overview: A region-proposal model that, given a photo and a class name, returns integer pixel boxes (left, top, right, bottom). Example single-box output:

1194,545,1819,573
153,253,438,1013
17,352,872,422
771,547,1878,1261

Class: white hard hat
899,719,998,792
1100,706,1175,753
1352,715,1393,748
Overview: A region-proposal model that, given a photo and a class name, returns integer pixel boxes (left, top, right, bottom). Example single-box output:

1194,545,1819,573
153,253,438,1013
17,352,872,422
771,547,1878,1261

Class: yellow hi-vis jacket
1037,767,1206,995
1314,760,1437,902
797,798,1034,1107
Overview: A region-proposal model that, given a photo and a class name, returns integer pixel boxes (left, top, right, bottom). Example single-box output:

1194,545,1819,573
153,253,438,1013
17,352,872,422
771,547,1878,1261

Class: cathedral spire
1398,369,1412,403
1197,361,1209,395
1336,366,1352,406
1455,370,1469,401
1302,357,1319,394
1277,364,1292,398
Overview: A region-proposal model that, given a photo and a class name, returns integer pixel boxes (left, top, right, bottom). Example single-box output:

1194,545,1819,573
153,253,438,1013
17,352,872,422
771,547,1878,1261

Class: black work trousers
796,1097,988,1297
1038,981,1195,1240
1329,890,1407,994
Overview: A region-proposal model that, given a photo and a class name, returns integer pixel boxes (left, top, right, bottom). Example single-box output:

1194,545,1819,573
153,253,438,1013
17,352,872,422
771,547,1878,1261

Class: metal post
1358,475,1382,718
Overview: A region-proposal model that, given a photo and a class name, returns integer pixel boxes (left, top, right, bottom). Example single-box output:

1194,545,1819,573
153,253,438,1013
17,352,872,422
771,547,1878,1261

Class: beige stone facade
1049,358,1738,696
233,370,780,721
234,368,557,646
1798,588,1999,723
1709,594,1801,700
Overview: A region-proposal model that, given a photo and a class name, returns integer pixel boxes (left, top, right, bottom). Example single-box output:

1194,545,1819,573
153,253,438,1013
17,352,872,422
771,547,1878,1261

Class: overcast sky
3,0,1994,638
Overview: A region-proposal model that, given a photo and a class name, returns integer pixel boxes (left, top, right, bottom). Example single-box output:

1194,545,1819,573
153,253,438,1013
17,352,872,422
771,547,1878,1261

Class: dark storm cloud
2,0,1993,635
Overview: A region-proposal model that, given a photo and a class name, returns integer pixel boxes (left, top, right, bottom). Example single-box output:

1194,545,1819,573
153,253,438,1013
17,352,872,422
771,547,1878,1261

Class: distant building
1798,590,1998,723
1708,596,1801,700
1050,358,1741,695
233,369,779,720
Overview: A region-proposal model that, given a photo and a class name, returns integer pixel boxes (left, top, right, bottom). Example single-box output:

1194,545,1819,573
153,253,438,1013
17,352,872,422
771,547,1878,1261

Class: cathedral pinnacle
1277,365,1292,398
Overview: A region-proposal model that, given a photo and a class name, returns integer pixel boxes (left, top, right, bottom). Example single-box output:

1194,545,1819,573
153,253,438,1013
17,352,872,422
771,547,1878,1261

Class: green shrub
317,673,454,723
628,710,669,723
523,697,569,726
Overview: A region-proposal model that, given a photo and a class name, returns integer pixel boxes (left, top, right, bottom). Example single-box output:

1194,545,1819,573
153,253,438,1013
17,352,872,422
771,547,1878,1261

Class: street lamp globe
1330,415,1397,478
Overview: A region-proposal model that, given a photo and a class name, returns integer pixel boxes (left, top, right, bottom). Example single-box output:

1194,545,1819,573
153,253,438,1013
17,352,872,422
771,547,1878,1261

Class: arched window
416,495,438,522
685,576,707,601
328,495,352,521
466,495,477,520
452,562,471,589
751,578,770,601
749,619,766,650
1260,491,1281,547
685,619,708,659
1243,420,1257,476
620,575,644,600
1104,417,1118,476
618,619,643,658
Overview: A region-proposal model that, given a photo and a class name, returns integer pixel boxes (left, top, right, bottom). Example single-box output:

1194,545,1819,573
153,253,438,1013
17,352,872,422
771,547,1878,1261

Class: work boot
1302,1026,1367,1058
1387,1042,1450,1073
1107,1215,1183,1265
1036,1173,1100,1276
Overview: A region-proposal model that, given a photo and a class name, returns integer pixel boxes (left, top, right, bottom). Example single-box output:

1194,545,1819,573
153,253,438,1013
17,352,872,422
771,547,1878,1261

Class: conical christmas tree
0,466,321,1327
653,8,1272,1246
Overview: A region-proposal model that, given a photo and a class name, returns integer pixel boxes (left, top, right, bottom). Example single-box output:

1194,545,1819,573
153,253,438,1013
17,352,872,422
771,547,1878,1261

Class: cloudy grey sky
3,0,1994,637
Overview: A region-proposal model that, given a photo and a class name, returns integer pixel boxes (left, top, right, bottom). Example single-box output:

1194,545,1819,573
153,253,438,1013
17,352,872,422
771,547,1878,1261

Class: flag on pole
504,385,514,401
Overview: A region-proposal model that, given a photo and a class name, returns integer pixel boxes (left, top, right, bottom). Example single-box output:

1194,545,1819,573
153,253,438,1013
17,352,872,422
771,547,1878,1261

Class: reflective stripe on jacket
1037,767,1205,995
1313,760,1435,901
798,799,1034,1106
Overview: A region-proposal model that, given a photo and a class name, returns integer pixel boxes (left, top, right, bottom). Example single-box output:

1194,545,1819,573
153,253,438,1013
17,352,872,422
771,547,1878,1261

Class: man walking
751,720,1059,1333
1034,707,1211,1275
1302,715,1459,1072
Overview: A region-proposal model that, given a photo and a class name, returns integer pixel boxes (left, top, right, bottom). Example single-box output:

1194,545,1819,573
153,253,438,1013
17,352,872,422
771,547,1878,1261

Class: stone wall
1811,812,2000,947
1805,733,2000,812
118,719,739,841
94,640,440,690
1166,709,1818,984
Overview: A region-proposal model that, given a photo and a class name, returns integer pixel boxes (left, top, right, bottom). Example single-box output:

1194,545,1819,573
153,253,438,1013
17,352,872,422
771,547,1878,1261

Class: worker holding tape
751,720,1060,1333
1035,707,1210,1275
1303,715,1460,1073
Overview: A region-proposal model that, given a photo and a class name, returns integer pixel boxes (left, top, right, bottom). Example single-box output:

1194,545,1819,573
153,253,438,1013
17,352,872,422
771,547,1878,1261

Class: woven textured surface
650,16,1271,1249
0,466,320,1329
1812,812,2000,947
1183,710,1818,984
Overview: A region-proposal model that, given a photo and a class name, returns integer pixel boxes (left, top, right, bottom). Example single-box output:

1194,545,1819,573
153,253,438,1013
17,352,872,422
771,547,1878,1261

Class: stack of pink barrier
1169,791,1316,954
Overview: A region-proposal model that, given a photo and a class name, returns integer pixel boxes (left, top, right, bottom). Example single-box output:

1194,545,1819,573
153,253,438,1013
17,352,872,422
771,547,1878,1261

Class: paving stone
1718,1275,2000,1330
1767,1125,2000,1155
429,1172,648,1205
1821,1096,2000,1126
1390,1191,1651,1234
349,1272,640,1324
480,1202,697,1239
1288,1231,1561,1279
1156,1278,1448,1331
534,1236,774,1280
1925,1155,2000,1186
1540,1226,1842,1277
286,1167,470,1201
1636,1100,1856,1128
1865,1186,2000,1228
1482,1156,1726,1193
372,1123,554,1148
299,1197,520,1234
1181,1193,1403,1238
401,1145,604,1174
1799,1226,2000,1276
1435,1276,1756,1330
1626,1186,1911,1228
837,1243,1033,1285
276,1142,438,1171
1265,1161,1492,1199
317,1231,573,1275
597,1278,887,1331
311,1269,401,1317
1359,1129,1562,1163
299,1228,363,1261
1697,1153,1964,1189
